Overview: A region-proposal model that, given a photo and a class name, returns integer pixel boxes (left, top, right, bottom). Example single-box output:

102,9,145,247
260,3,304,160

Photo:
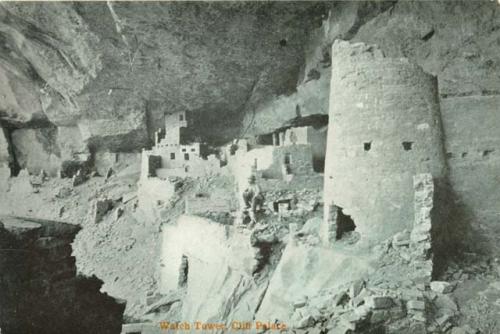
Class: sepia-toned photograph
0,1,499,333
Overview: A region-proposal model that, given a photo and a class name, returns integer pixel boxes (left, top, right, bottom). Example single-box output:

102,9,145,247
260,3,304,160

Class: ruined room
0,1,500,333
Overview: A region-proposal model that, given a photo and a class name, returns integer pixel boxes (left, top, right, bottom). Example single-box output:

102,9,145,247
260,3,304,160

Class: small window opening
364,142,372,151
421,29,435,41
483,149,494,157
185,166,189,172
182,148,186,152
184,153,189,161
170,153,175,160
295,104,301,117
284,153,292,165
256,133,274,145
446,152,453,159
273,199,292,213
178,255,189,288
191,148,195,152
461,152,468,158
179,114,184,121
279,39,287,47
402,141,413,151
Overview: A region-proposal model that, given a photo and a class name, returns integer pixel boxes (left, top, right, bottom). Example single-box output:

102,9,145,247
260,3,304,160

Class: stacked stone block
409,174,435,283
323,40,446,246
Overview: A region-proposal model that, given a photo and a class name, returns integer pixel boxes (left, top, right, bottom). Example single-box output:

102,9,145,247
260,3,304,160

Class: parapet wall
323,40,447,246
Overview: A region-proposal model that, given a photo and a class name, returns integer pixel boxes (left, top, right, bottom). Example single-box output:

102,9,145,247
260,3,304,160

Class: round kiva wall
323,40,447,247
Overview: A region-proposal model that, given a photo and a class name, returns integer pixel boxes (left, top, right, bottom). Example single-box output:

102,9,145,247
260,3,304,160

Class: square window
402,141,413,151
170,153,175,160
182,148,186,152
184,153,190,161
191,148,195,152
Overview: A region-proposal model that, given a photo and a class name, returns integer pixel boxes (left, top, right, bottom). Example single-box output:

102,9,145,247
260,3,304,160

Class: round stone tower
323,40,447,247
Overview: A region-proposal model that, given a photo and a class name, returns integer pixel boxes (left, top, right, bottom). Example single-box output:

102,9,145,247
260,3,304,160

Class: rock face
323,40,446,246
57,126,89,161
78,101,148,152
11,127,62,176
248,1,500,135
0,216,125,334
440,95,500,252
0,126,11,166
0,2,326,147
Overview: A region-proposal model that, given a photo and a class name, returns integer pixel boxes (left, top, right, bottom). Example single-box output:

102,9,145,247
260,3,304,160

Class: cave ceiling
0,1,327,146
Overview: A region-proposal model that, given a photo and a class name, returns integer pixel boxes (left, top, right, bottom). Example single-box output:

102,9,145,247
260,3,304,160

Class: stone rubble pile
286,272,473,334
280,174,478,333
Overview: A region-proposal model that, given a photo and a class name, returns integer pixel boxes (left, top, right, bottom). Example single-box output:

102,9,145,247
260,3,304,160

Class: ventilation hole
421,29,435,41
279,39,287,47
461,152,468,158
364,142,372,151
483,149,494,157
402,142,413,151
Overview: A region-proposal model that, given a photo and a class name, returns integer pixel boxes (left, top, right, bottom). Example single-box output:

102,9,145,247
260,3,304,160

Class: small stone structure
141,111,221,179
323,40,447,246
410,174,435,268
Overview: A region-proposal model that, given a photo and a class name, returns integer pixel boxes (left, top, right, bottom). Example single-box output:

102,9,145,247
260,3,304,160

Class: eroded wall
323,40,446,246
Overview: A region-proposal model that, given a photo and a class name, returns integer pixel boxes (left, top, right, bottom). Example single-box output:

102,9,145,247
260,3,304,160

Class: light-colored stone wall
323,40,446,246
185,196,234,215
163,111,187,146
160,216,256,322
230,144,315,207
138,177,177,212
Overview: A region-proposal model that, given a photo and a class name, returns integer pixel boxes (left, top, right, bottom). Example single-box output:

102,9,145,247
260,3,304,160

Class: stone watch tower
322,40,447,247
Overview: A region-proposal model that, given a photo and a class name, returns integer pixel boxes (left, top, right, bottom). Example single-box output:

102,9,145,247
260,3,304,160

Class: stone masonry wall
323,40,447,247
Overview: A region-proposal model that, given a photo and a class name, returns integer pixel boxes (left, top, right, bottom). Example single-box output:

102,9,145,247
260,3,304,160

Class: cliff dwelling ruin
1,1,500,334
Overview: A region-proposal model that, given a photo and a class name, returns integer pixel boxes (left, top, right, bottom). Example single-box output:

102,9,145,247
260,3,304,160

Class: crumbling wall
323,40,446,246
0,216,125,334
